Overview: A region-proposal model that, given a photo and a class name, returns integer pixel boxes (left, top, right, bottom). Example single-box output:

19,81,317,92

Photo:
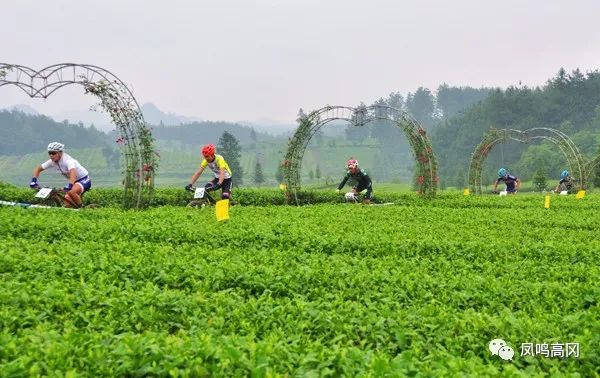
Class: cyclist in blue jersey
554,170,574,193
492,168,520,194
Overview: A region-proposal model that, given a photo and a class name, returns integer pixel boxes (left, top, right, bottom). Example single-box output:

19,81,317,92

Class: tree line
0,111,108,155
431,68,600,187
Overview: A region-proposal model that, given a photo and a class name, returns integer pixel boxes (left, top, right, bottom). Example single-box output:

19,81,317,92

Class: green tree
406,87,436,128
253,156,265,186
308,169,314,180
275,161,285,183
533,169,547,192
436,83,492,120
369,99,406,181
218,131,244,185
345,125,370,145
387,91,404,113
593,145,600,188
454,168,467,189
516,143,558,179
102,145,121,170
315,165,321,179
249,128,257,150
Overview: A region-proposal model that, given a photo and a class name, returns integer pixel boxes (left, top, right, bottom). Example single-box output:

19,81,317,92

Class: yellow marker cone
215,199,230,221
576,190,586,199
463,188,470,196
279,183,287,191
544,195,550,209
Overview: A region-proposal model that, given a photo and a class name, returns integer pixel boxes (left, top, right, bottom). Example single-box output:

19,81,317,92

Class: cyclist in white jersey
29,142,92,208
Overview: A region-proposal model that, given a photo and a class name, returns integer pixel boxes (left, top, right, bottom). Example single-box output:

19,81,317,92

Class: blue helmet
498,168,507,178
561,170,569,180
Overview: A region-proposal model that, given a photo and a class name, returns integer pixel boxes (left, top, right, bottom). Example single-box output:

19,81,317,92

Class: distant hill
238,119,296,136
2,104,39,116
0,110,108,155
141,102,203,126
151,121,274,146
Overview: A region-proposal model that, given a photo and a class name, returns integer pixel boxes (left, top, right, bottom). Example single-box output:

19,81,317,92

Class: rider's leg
345,188,358,203
65,183,84,208
221,178,233,200
363,184,373,204
205,178,219,190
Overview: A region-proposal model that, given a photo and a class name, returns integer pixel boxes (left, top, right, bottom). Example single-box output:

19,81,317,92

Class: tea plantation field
1,193,599,376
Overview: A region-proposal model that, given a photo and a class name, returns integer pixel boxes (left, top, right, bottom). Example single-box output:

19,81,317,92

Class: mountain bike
32,184,98,209
185,186,217,208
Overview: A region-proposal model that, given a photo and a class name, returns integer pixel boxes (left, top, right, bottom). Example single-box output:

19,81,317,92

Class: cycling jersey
41,153,89,180
201,154,232,179
496,174,518,192
558,177,573,192
338,169,373,198
559,177,572,187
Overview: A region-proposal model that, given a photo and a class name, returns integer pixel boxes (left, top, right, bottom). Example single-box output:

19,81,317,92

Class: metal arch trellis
283,104,438,201
0,63,157,209
468,127,586,194
585,155,600,181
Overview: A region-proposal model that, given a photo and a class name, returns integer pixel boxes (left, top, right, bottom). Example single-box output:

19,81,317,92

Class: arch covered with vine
468,128,586,194
0,63,157,208
283,105,438,199
585,155,600,181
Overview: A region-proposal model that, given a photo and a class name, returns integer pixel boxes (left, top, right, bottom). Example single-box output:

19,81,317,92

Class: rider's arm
337,173,350,190
363,174,373,196
362,172,372,186
32,165,44,178
68,168,77,185
189,166,205,185
218,168,225,186
516,178,521,190
492,179,499,191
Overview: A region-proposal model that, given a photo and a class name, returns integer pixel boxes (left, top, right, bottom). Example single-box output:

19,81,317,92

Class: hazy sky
2,0,600,125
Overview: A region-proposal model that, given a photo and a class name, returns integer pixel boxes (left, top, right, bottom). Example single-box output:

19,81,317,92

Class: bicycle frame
33,186,81,208
186,186,217,206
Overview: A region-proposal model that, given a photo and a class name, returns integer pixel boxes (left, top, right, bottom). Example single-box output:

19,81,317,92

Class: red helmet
202,144,216,157
347,159,359,169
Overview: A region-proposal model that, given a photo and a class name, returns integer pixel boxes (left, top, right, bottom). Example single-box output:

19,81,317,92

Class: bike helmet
47,142,65,152
498,168,507,178
201,144,216,157
347,159,359,169
560,170,569,180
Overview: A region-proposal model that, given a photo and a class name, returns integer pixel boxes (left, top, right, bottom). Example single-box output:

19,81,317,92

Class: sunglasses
48,151,59,155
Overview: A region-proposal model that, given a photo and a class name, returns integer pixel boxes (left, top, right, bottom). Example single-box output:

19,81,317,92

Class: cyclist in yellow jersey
186,144,233,200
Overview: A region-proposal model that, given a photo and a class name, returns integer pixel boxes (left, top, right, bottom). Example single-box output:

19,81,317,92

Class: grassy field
0,193,598,376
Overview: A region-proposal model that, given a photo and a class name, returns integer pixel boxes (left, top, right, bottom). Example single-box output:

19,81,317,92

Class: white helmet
47,142,65,152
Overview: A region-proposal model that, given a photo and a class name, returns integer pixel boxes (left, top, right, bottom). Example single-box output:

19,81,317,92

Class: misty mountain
2,104,39,116
238,118,296,136
141,102,203,126
151,121,275,146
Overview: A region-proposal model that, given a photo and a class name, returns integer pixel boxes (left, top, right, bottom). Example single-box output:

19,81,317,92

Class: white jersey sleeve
40,159,53,170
